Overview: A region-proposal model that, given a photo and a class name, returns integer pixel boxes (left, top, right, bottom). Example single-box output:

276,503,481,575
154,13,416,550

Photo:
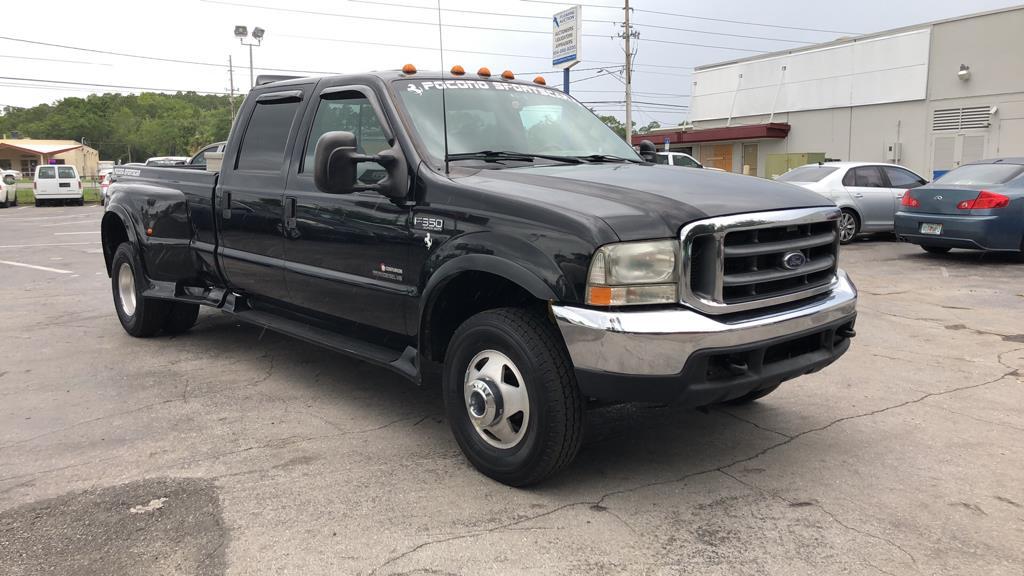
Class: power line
0,76,231,95
519,1,860,35
0,35,340,76
203,0,774,53
0,54,112,67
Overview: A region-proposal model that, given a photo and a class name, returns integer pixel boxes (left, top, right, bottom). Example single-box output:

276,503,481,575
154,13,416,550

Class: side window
37,166,56,179
303,91,387,185
236,99,301,171
654,154,670,165
57,166,77,179
884,167,926,188
853,166,886,187
841,169,855,186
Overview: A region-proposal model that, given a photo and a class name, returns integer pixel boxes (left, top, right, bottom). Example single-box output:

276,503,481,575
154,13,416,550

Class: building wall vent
933,106,991,131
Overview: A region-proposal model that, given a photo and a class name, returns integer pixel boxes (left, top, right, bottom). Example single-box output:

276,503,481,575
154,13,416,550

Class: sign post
552,5,581,95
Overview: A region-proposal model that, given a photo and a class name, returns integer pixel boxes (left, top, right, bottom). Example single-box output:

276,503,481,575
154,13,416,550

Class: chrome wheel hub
117,262,137,317
839,213,856,242
463,350,530,449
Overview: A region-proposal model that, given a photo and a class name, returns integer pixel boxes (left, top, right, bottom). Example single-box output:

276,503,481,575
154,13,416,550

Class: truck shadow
179,312,796,489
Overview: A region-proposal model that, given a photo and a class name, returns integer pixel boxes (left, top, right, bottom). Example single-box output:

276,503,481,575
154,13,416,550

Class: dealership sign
552,6,581,69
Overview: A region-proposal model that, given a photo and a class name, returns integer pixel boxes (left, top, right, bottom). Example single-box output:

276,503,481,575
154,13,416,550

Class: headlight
586,240,678,306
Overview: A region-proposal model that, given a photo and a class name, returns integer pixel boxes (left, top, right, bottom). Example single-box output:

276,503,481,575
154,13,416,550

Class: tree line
0,92,235,163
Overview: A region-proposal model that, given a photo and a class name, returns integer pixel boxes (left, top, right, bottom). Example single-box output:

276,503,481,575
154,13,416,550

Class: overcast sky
1,0,1021,127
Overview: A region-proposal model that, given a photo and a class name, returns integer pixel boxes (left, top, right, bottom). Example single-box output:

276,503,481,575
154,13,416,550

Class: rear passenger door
842,166,894,230
216,86,311,302
882,166,928,207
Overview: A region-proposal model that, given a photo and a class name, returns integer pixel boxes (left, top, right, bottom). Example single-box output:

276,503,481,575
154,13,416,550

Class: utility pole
248,43,254,89
228,56,236,118
620,0,636,143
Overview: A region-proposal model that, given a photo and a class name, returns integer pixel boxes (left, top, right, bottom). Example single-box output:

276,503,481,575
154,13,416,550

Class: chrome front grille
680,207,841,314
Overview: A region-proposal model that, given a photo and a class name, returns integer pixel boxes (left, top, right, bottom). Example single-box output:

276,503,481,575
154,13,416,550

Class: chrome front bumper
552,270,857,377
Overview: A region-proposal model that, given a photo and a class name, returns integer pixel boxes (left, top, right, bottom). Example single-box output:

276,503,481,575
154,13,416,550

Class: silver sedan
777,162,928,243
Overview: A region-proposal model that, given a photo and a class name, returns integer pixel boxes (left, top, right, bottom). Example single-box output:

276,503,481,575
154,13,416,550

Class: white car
34,164,84,206
1,173,17,208
776,161,928,243
2,169,22,180
145,156,189,166
655,151,703,168
98,169,114,206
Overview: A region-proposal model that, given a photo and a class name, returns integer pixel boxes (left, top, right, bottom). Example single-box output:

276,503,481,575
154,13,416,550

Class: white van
34,165,83,206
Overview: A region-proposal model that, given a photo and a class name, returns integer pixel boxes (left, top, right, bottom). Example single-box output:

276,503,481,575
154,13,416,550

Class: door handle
222,191,232,219
285,196,297,230
853,192,864,198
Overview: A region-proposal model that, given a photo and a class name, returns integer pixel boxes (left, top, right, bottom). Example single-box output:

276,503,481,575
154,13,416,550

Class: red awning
632,123,790,146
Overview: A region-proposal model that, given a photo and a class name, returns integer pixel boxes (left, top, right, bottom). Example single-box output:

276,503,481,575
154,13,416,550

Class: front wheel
838,209,860,244
443,308,584,486
111,243,170,337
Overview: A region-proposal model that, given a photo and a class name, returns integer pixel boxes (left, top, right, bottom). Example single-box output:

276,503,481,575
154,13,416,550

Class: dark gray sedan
895,159,1024,255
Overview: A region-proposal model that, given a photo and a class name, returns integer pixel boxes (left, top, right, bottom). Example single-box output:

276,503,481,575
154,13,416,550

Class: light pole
234,25,264,89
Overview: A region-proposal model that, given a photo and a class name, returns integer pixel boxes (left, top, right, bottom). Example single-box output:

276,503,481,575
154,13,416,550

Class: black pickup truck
102,68,857,485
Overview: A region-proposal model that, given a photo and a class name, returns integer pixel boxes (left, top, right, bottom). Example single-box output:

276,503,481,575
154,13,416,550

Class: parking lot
0,204,1021,575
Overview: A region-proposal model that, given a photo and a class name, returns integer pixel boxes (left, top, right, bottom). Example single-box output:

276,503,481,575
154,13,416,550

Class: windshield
395,79,640,163
936,163,1024,186
777,165,838,183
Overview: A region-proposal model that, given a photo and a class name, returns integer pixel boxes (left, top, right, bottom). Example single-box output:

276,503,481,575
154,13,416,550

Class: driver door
282,84,414,336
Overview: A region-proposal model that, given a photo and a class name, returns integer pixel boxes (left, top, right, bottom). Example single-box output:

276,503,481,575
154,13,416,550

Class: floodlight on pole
234,25,264,89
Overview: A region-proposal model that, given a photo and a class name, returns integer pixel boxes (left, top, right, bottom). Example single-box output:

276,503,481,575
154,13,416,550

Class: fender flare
420,254,559,309
100,205,142,274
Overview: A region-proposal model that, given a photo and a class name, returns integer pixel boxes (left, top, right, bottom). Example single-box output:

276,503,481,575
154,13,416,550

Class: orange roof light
401,63,417,74
450,65,465,76
477,67,491,77
533,76,546,85
501,70,515,80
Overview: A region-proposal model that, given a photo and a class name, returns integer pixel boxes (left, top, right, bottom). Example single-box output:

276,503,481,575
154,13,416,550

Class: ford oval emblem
782,251,807,270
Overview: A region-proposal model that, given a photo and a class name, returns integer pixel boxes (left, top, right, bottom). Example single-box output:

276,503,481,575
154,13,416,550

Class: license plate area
59,182,71,188
920,222,943,235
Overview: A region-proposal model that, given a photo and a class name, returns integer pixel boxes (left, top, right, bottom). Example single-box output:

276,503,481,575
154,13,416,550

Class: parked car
188,142,226,168
895,158,1024,255
655,151,703,168
33,164,83,206
2,169,22,180
1,173,17,208
144,156,189,167
101,69,857,485
99,169,114,206
777,162,928,244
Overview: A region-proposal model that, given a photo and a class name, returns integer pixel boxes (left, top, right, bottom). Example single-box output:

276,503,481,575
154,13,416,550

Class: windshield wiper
574,154,642,164
446,150,583,164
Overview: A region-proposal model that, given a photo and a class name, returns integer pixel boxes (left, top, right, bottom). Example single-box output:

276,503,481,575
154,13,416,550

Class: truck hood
456,163,835,240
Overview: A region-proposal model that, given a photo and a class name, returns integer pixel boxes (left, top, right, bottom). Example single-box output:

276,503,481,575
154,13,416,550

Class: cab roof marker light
402,63,417,74
501,70,515,80
477,67,491,77
450,65,465,76
533,76,546,85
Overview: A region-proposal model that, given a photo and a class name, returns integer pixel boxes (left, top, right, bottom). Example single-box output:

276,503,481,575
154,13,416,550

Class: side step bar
226,307,419,383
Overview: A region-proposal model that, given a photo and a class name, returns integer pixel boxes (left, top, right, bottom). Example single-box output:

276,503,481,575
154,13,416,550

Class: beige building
0,139,101,178
633,5,1024,181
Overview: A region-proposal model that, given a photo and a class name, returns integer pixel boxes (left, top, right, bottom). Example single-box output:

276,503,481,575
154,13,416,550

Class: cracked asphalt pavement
1,205,1023,575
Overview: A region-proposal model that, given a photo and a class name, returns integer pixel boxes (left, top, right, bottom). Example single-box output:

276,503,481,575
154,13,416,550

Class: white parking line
53,231,100,235
0,213,91,222
40,220,99,227
0,241,100,248
0,260,73,274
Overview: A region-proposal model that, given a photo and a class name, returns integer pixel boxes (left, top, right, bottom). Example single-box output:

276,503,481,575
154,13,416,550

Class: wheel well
421,271,544,363
101,213,130,275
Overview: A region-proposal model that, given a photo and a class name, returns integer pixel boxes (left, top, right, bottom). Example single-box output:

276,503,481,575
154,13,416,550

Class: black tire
838,209,860,245
77,197,85,206
163,302,200,334
443,307,584,486
1,197,8,209
921,245,951,254
10,194,16,207
111,243,170,337
724,382,781,405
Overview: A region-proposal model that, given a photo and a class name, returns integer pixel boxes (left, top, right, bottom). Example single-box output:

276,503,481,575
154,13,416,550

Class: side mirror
638,140,658,163
314,130,407,199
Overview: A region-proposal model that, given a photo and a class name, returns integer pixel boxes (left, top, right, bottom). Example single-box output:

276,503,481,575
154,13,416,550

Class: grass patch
14,186,100,204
